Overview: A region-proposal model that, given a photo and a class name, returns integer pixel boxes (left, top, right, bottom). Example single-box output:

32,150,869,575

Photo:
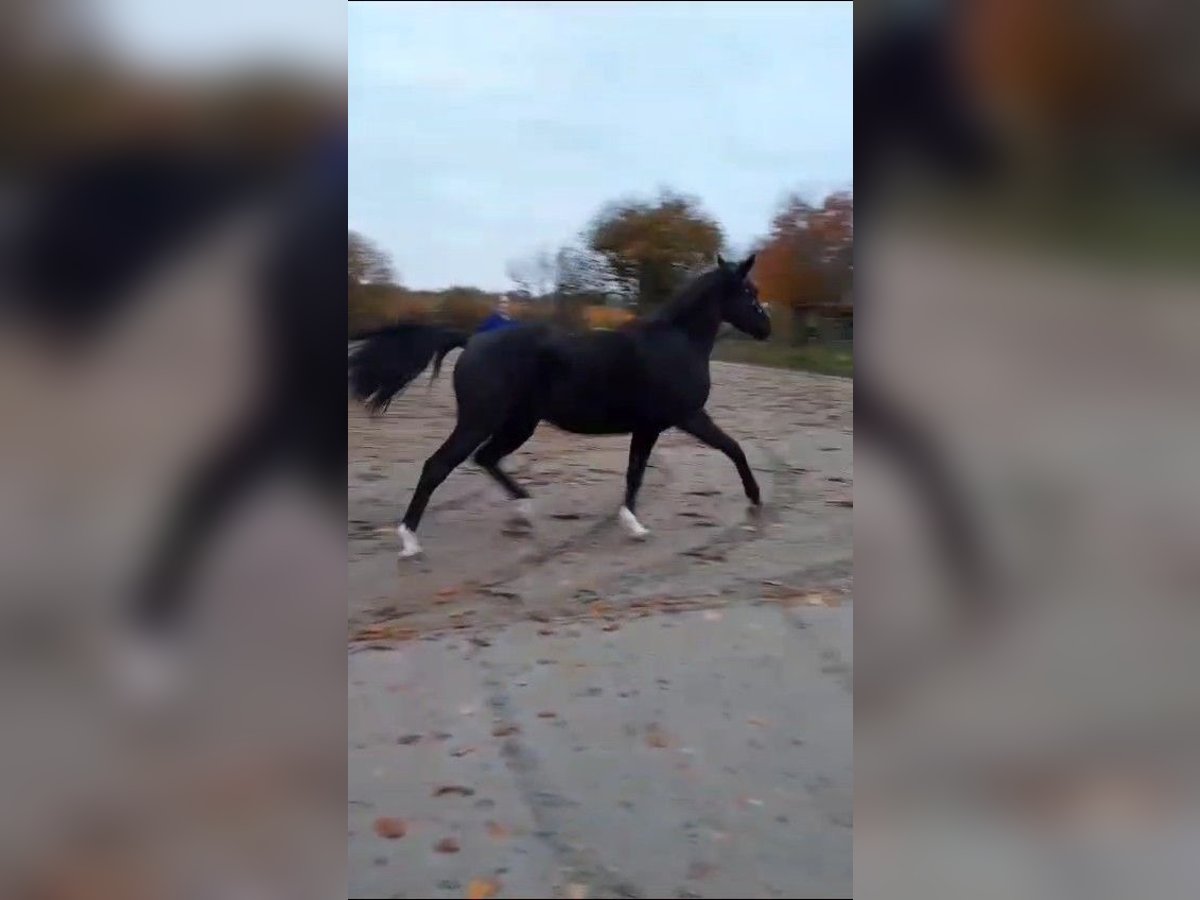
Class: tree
348,230,402,335
585,189,724,309
554,245,612,301
505,249,556,299
754,191,853,344
348,230,396,287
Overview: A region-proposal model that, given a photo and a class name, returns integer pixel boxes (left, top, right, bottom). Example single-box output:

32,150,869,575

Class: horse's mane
636,267,722,328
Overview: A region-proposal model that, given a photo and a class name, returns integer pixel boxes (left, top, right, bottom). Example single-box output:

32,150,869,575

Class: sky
89,0,346,74
349,1,852,290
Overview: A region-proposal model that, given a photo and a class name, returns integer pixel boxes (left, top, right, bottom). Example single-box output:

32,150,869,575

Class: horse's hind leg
398,423,489,557
619,428,661,539
473,409,540,526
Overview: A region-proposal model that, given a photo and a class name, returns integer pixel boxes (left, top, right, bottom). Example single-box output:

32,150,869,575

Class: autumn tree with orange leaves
586,189,724,309
753,191,852,344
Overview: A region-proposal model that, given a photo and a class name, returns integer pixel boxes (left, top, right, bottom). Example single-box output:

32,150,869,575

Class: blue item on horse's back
476,312,516,334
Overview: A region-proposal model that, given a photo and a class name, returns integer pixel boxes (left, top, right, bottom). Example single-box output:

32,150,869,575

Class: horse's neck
652,298,721,356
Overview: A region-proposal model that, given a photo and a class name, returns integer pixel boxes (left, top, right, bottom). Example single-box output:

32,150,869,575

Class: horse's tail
348,323,469,416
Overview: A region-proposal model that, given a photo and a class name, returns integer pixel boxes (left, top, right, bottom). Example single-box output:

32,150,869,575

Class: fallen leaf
485,820,511,840
601,622,620,632
537,628,556,636
433,785,475,797
469,636,492,648
467,878,500,900
826,497,853,508
589,602,611,617
737,796,764,808
645,725,670,749
436,586,460,597
396,734,422,745
353,624,418,643
746,717,768,727
567,884,590,900
373,817,407,839
492,723,521,737
433,837,460,854
537,710,557,719
450,746,476,758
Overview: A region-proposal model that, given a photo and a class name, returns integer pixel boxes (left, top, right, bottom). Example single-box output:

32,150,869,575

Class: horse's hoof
618,506,650,540
747,501,765,517
397,524,423,558
503,499,535,534
513,498,534,523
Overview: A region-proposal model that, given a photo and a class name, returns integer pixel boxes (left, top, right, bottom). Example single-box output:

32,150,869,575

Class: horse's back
450,323,556,423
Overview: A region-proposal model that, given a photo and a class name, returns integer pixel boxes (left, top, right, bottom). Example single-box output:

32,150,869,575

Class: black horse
349,254,771,558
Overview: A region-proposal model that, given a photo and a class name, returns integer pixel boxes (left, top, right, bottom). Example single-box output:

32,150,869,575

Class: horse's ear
716,253,728,268
735,253,757,279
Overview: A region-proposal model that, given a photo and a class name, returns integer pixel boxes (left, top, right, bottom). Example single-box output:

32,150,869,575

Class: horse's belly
545,408,634,435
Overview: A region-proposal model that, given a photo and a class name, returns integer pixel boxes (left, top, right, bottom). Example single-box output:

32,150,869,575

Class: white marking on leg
513,498,534,523
397,524,423,558
619,506,649,540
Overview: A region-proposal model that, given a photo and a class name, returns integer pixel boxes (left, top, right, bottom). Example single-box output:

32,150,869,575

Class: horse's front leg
678,409,762,507
620,428,661,539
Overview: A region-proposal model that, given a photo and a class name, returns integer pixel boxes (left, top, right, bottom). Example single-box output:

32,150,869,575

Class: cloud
350,1,852,290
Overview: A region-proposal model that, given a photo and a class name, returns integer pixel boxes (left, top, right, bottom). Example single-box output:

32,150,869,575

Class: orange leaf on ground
537,710,557,719
485,820,511,840
645,725,670,749
467,878,500,900
353,624,418,643
433,837,460,853
373,817,407,839
492,723,521,737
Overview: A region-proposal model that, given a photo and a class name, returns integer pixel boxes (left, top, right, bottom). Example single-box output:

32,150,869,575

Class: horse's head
714,253,771,341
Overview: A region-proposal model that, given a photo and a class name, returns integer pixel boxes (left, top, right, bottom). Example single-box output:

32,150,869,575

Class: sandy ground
348,360,854,899
349,360,853,633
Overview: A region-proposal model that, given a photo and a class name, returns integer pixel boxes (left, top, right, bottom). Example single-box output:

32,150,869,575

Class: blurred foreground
1,2,346,897
857,3,1200,899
